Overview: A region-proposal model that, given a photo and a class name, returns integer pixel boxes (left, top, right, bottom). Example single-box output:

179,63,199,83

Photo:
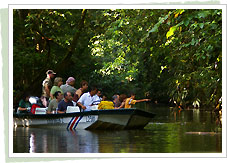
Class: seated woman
118,94,128,109
98,95,114,110
112,94,121,108
17,93,31,114
50,77,63,100
72,80,88,103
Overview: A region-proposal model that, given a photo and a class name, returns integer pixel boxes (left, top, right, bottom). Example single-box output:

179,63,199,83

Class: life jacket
98,101,114,110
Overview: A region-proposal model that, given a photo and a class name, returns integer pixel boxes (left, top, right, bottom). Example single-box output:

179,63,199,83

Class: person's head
22,92,30,102
90,86,98,96
112,95,119,102
97,90,102,97
46,70,56,79
80,80,88,91
119,94,127,102
54,77,63,87
102,95,107,101
130,93,136,99
54,91,63,101
64,92,73,101
113,93,120,98
66,77,75,86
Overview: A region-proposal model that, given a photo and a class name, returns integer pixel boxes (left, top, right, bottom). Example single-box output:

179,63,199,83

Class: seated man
47,91,63,114
57,92,73,114
125,93,151,109
77,86,98,111
17,93,31,114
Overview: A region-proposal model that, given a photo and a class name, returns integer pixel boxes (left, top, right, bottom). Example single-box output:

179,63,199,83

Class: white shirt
92,95,102,105
78,92,94,111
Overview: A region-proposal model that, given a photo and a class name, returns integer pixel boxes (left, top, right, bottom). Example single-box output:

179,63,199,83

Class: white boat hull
13,108,155,130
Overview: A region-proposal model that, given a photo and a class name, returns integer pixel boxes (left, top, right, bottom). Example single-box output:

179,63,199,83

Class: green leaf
149,24,160,33
184,19,189,26
198,11,210,18
149,14,169,33
166,26,177,39
191,38,195,45
199,23,204,29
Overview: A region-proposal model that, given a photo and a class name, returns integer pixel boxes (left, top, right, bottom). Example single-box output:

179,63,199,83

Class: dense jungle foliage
13,9,222,109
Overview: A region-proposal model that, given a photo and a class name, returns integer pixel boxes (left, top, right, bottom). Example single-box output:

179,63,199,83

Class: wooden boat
13,106,155,130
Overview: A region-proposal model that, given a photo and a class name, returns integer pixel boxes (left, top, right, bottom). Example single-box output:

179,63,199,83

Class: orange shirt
125,98,136,108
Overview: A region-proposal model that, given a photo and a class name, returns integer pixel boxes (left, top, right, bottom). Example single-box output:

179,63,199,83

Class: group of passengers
17,70,150,114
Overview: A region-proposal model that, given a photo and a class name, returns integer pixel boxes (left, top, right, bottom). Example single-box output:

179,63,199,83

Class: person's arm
136,99,151,103
118,101,125,109
77,94,86,110
50,94,54,100
44,83,50,97
57,107,66,113
50,87,55,100
77,102,86,110
18,100,30,111
57,110,66,114
47,101,52,114
75,89,82,98
18,107,28,111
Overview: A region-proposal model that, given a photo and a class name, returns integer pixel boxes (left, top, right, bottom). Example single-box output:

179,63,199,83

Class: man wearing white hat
60,77,77,95
41,70,56,107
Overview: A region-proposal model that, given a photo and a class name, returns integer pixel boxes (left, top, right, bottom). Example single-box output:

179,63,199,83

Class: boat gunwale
13,108,155,119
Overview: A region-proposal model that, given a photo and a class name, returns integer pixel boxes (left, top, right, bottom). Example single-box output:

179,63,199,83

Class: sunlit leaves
13,9,222,108
174,9,185,18
166,26,177,38
142,12,170,41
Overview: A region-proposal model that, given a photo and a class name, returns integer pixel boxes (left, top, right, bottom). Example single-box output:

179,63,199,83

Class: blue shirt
57,100,73,112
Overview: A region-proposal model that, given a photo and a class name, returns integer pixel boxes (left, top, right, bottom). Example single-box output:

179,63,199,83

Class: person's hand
82,106,86,110
146,99,151,101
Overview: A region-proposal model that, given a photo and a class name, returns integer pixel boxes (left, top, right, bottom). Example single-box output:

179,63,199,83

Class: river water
13,104,222,153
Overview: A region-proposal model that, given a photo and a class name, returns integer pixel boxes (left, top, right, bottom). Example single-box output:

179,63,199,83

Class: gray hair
112,95,118,100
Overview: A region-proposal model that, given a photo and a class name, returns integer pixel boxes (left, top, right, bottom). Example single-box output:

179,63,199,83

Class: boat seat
90,105,98,110
66,106,80,113
35,107,47,114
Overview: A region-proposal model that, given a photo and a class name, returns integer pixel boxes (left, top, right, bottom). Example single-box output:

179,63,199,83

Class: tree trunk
55,9,87,73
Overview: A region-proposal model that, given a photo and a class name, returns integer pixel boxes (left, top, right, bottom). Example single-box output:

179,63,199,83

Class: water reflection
14,127,99,153
13,105,222,153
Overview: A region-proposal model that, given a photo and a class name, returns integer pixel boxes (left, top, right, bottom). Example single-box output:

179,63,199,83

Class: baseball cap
46,70,56,75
